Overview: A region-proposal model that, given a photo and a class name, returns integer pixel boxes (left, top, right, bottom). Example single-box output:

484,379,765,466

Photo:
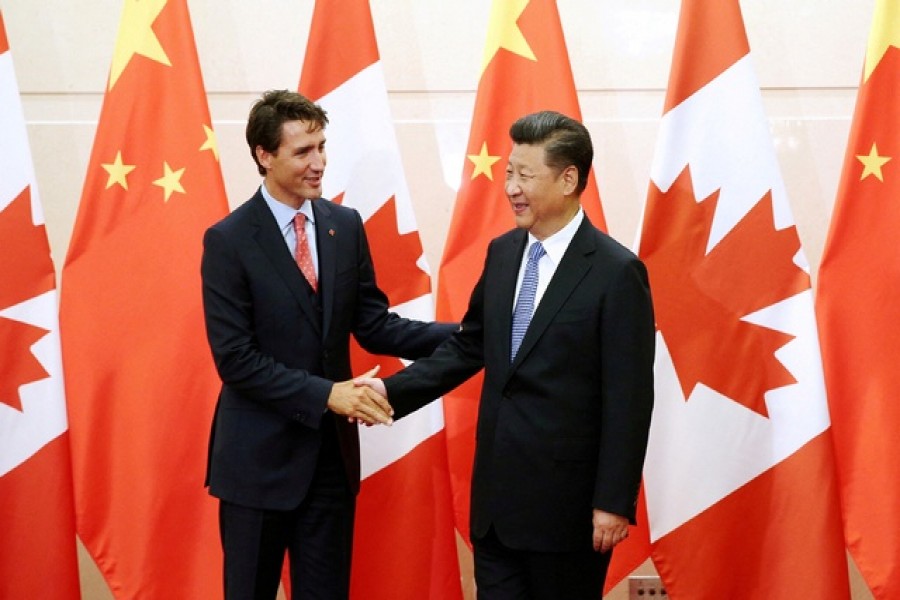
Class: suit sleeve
348,210,457,358
594,257,656,522
384,261,488,420
201,226,333,426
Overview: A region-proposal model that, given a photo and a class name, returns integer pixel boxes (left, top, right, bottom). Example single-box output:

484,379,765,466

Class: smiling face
505,142,580,240
256,119,326,209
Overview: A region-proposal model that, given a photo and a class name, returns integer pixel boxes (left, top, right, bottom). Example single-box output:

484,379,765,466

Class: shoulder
578,219,642,267
487,227,527,254
312,197,362,224
207,191,262,235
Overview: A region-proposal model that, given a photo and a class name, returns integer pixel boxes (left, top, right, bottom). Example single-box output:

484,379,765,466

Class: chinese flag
299,1,462,598
816,2,900,598
436,0,619,580
636,1,850,598
0,11,81,599
59,1,228,597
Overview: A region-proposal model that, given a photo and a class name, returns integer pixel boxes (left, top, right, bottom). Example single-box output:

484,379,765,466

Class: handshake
327,366,393,426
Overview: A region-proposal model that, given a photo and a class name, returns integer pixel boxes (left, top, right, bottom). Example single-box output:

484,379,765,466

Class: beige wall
3,0,876,597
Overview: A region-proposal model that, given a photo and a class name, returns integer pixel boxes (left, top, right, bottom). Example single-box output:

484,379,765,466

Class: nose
505,178,521,197
310,149,326,171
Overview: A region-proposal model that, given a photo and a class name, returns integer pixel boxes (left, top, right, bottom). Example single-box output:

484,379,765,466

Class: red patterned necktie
293,212,318,292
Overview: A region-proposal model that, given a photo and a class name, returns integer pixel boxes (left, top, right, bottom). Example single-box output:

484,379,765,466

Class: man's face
257,119,326,209
505,143,578,240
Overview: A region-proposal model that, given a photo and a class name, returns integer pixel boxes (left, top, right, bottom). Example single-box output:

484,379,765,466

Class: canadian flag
636,0,850,597
0,10,81,599
299,1,462,598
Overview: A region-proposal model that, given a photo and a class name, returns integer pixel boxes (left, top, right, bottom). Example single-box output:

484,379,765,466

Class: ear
255,145,272,171
561,165,579,195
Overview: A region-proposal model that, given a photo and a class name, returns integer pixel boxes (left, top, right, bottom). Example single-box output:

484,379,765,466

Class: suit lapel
494,231,528,367
311,199,336,339
249,193,322,335
508,219,595,372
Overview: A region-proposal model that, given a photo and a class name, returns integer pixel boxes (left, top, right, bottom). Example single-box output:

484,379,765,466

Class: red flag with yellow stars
817,2,900,597
59,0,228,597
434,0,620,588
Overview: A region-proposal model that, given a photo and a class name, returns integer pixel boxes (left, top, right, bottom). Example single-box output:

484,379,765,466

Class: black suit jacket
386,216,655,552
201,191,455,510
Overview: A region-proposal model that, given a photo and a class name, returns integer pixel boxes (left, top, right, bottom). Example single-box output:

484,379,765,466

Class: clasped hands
326,366,390,426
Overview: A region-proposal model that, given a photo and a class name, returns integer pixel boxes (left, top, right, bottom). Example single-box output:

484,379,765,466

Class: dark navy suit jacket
201,190,454,510
386,216,655,552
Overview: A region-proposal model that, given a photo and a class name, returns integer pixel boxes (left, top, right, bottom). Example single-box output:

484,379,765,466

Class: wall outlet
628,575,667,599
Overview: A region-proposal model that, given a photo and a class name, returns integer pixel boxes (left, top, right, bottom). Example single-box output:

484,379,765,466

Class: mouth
511,201,529,215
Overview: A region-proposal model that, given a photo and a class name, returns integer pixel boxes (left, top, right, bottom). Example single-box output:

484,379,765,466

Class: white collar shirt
260,184,319,279
512,208,584,314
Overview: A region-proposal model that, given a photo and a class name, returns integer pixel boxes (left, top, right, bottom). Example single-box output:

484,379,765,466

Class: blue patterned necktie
510,241,546,361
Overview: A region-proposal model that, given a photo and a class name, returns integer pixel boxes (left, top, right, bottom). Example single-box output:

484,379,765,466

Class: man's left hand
592,509,629,553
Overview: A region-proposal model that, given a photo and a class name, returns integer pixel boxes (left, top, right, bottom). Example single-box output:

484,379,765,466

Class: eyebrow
295,139,325,153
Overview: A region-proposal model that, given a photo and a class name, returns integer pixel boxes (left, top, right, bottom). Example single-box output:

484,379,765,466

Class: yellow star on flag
199,124,220,161
468,142,502,181
153,161,186,201
863,0,900,82
108,0,170,90
101,151,137,190
857,142,892,182
481,0,536,76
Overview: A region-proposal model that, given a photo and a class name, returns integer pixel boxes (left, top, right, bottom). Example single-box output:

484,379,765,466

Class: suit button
294,411,306,422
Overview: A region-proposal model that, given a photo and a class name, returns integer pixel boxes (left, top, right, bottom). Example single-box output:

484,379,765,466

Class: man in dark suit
359,111,656,599
200,89,456,600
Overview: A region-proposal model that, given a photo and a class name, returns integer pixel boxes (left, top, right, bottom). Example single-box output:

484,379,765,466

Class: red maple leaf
333,194,431,307
0,316,50,411
0,186,56,411
639,166,809,417
0,186,56,310
332,194,432,377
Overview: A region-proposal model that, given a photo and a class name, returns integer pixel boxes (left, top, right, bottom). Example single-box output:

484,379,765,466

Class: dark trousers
219,422,355,600
473,525,611,600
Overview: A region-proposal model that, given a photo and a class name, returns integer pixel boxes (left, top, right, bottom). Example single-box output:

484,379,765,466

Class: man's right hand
327,366,393,426
353,375,386,399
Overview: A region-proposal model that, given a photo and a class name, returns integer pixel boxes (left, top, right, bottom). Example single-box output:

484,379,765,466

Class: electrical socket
628,575,667,599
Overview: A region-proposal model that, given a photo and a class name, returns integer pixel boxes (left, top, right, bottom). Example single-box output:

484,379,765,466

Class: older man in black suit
360,111,656,599
200,90,455,600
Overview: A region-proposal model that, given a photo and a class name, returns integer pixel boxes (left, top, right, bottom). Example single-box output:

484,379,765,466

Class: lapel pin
329,229,335,236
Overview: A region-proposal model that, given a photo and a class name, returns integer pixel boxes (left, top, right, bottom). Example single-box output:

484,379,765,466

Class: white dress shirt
512,208,584,315
260,183,320,279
